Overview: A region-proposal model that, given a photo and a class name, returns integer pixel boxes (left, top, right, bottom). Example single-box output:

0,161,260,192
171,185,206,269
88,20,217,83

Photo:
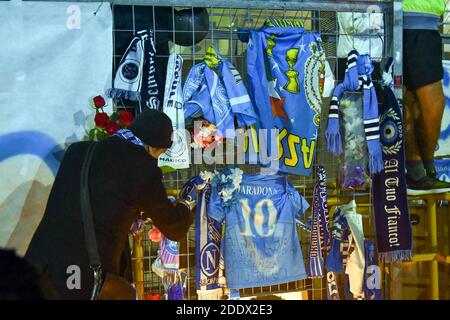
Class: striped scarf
180,174,223,300
307,166,330,278
326,207,348,273
326,50,383,174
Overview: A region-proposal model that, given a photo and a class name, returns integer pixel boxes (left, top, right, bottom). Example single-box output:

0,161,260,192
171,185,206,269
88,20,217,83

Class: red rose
119,110,134,126
106,121,120,135
92,95,106,108
94,112,109,128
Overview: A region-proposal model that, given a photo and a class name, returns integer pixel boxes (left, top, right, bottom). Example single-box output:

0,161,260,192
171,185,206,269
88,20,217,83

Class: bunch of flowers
190,120,223,149
88,95,134,141
211,167,243,206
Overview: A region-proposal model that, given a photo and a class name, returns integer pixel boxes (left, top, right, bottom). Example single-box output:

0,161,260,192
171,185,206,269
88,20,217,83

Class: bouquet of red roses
88,95,134,141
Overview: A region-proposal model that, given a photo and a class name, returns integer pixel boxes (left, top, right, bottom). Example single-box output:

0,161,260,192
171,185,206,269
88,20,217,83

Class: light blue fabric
209,173,309,289
183,47,257,138
403,12,441,30
245,24,325,176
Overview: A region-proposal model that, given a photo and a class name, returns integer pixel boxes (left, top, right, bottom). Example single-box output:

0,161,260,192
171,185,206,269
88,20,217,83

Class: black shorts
403,29,443,90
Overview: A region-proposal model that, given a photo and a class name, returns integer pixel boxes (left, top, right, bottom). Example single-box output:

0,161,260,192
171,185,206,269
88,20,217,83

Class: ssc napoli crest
304,40,326,127
380,107,403,155
165,129,188,158
120,60,140,82
200,242,220,277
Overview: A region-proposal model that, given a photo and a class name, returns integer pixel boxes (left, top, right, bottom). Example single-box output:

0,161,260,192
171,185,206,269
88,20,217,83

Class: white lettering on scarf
146,30,160,109
167,56,182,109
383,159,401,247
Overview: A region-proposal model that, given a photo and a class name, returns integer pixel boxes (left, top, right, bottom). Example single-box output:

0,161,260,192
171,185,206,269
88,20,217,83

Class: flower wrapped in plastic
191,120,223,149
340,92,370,190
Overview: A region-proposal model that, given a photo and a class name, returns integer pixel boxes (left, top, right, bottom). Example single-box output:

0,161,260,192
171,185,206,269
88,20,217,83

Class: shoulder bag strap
79,142,103,299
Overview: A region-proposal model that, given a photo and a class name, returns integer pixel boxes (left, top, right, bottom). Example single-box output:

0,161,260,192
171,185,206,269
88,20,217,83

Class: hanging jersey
245,19,328,176
209,173,309,289
183,45,257,138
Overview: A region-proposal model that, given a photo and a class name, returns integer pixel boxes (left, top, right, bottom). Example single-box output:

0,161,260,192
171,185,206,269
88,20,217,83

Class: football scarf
180,174,223,300
326,207,347,273
158,53,190,169
364,240,383,300
326,50,383,174
317,167,331,256
326,272,340,300
107,29,161,110
372,85,413,262
245,20,326,176
114,128,145,148
160,234,179,270
307,166,330,278
183,45,257,138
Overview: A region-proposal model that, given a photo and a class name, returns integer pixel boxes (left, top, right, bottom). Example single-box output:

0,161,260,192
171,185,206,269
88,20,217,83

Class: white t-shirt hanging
337,12,384,61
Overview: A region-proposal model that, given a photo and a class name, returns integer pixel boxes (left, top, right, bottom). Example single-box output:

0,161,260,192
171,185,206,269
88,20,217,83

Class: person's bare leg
403,86,423,162
403,86,427,182
414,81,445,176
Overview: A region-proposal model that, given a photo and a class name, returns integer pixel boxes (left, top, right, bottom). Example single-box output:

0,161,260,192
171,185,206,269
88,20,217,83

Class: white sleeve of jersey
322,60,335,98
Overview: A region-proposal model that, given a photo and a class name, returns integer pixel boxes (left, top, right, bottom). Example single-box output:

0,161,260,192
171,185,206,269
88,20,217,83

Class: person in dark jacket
25,109,194,300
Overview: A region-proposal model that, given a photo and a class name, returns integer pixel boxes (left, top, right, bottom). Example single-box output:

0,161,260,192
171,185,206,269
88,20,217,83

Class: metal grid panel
110,2,395,300
441,0,450,50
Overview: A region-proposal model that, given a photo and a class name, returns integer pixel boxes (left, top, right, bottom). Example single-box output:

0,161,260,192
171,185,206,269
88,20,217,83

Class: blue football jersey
245,19,326,176
209,174,309,289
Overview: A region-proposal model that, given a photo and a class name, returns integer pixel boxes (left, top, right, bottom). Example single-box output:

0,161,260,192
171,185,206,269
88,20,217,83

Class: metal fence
108,0,400,300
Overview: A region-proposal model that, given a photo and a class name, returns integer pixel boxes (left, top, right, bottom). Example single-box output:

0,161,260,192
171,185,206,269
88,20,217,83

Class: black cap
128,109,173,148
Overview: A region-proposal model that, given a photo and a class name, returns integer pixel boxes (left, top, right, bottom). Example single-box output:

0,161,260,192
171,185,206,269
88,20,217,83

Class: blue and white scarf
183,45,257,138
326,207,346,273
114,128,145,148
180,173,223,300
326,271,340,300
364,240,383,300
326,50,383,174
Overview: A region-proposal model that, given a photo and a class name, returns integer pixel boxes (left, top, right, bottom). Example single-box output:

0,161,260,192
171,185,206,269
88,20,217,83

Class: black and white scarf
325,50,384,174
158,53,190,169
107,29,160,111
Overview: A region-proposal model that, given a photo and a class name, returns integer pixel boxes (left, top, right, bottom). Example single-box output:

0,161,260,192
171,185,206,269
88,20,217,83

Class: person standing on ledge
25,109,195,299
403,0,450,195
